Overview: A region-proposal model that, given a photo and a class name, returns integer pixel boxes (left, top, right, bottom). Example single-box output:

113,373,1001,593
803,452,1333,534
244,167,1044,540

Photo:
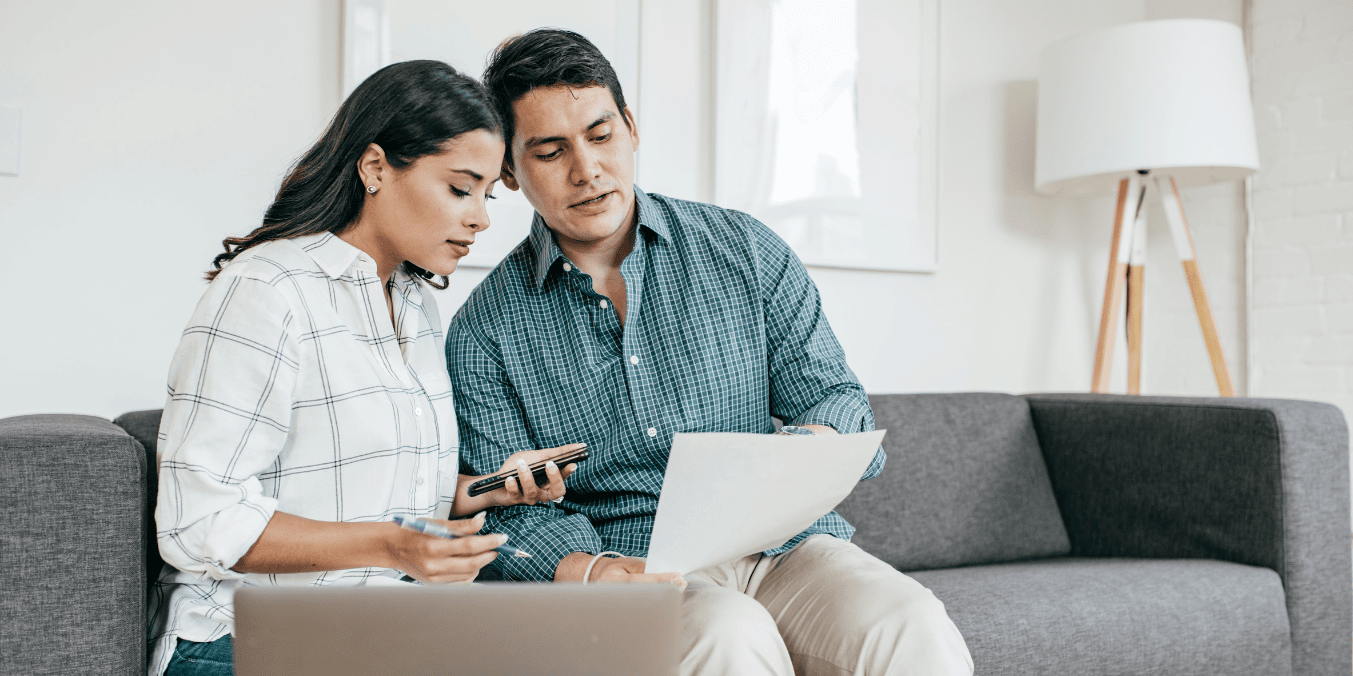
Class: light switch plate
0,107,20,176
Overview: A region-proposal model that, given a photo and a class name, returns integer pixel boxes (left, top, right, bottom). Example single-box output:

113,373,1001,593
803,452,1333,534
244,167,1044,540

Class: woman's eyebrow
447,168,484,181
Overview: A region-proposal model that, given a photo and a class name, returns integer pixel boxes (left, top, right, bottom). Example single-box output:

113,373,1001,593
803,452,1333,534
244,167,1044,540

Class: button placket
404,362,436,509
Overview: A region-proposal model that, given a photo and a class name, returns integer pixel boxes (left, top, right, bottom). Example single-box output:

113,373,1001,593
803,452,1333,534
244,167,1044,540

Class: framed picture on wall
714,0,939,272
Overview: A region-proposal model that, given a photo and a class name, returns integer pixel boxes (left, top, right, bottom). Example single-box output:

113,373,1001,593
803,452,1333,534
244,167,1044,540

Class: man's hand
451,443,583,517
493,444,583,506
799,424,838,435
554,552,687,588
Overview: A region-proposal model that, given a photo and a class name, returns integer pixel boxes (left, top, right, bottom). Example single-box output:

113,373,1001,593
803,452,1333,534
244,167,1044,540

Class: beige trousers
679,535,973,676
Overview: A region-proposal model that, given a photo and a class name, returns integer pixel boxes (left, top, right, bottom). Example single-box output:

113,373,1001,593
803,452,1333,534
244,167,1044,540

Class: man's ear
356,143,388,191
500,159,520,191
623,106,640,151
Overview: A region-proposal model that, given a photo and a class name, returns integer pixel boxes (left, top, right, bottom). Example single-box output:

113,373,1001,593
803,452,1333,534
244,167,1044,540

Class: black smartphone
466,445,589,497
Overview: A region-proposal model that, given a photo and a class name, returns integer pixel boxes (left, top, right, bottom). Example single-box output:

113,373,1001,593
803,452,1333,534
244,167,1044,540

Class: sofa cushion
113,408,165,592
910,557,1292,676
835,393,1069,571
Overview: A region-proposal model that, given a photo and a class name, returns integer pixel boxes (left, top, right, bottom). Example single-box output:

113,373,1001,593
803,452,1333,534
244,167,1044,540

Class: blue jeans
164,636,233,676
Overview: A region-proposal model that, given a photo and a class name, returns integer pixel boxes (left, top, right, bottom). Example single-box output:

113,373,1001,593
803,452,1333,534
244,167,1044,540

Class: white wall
1248,0,1353,425
0,0,1323,421
0,0,341,418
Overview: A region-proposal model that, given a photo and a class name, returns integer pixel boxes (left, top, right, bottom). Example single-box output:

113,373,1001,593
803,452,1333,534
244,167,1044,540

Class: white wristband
582,551,624,585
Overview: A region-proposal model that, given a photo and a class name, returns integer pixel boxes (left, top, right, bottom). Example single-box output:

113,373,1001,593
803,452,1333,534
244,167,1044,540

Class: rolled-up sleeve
750,216,886,480
155,273,298,579
447,308,603,581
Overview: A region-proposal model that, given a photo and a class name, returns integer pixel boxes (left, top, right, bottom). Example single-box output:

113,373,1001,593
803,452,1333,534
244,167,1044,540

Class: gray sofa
1,393,1349,675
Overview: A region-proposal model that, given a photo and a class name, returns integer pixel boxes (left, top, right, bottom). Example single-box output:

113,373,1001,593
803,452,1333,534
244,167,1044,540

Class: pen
392,515,532,558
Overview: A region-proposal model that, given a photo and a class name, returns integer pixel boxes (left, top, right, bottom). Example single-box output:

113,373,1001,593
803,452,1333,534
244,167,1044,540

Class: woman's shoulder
216,235,323,286
196,236,334,328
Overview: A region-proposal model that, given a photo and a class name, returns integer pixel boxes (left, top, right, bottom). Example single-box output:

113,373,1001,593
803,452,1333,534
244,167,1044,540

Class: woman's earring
367,185,378,194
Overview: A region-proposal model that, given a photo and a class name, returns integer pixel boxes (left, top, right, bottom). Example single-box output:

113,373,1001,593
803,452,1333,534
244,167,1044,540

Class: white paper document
644,430,887,575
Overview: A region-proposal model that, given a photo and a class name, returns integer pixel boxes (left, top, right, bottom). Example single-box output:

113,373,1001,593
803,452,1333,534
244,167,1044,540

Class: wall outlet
0,107,20,176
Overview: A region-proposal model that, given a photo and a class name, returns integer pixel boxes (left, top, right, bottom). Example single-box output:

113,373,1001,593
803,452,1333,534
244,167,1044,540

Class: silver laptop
235,583,681,676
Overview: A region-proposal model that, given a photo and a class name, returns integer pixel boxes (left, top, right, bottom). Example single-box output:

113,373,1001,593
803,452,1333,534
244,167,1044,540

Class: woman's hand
490,444,584,507
386,512,504,584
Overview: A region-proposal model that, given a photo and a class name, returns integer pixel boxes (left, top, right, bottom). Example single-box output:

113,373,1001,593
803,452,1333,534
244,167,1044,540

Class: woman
148,60,576,676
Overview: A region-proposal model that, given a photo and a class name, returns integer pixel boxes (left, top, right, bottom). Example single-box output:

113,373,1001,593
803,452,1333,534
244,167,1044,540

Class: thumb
443,511,487,535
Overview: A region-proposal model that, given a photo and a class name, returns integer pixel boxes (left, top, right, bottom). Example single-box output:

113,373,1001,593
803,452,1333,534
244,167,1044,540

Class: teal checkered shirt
446,188,884,581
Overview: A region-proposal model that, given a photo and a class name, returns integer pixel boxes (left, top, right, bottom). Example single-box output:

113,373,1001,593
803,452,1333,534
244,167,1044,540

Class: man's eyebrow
522,112,618,148
587,111,616,131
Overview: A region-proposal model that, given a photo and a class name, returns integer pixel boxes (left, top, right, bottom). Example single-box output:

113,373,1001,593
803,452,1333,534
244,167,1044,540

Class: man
446,28,973,676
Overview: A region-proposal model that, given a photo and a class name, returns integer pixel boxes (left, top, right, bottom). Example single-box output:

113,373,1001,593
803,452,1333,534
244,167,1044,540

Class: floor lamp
1035,19,1260,396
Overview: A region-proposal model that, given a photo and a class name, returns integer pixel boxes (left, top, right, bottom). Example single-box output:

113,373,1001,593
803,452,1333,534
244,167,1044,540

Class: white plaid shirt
147,232,458,676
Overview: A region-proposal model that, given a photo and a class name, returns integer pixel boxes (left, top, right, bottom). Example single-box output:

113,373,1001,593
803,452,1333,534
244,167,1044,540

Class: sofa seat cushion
908,557,1292,676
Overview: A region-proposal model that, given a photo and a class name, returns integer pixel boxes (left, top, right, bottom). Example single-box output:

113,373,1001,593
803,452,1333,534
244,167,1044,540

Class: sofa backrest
125,395,1074,577
0,413,150,673
834,393,1071,571
113,408,164,593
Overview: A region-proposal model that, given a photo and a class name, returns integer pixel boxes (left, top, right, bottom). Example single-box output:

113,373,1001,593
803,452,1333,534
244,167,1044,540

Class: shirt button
599,299,608,309
416,476,425,486
563,263,573,272
647,427,657,437
630,355,640,365
414,407,423,416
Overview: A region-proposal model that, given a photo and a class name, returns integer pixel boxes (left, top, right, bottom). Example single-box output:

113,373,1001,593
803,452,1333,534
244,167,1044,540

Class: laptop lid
235,583,681,676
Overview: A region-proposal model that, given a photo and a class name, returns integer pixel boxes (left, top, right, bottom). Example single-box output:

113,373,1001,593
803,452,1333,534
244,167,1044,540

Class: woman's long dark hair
206,60,501,289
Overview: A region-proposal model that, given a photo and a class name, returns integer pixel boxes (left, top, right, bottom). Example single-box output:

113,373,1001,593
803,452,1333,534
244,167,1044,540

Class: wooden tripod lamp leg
1158,176,1236,397
1126,187,1148,395
1092,177,1141,393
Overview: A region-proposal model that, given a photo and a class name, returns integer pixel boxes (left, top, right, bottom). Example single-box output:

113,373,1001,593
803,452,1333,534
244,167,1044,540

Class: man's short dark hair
482,28,630,167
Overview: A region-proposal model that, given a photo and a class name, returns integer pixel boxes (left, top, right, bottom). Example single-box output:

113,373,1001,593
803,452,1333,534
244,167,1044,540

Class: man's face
502,85,640,249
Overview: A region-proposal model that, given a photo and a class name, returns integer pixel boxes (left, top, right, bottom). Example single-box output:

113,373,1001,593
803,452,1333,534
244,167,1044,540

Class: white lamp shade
1035,19,1260,195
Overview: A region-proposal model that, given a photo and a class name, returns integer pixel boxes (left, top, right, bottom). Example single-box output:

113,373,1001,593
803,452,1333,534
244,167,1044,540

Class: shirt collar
633,187,670,243
298,231,367,280
529,186,670,289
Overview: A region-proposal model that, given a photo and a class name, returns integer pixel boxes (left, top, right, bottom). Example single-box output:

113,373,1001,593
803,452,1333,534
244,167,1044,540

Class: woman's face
351,128,505,278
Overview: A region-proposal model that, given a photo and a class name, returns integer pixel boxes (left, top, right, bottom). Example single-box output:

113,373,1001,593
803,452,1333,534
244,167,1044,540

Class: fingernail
497,534,509,545
546,460,557,469
517,459,528,468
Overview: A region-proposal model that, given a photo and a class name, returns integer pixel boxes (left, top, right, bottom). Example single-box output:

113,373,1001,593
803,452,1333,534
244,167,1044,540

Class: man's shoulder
643,191,792,266
645,192,754,233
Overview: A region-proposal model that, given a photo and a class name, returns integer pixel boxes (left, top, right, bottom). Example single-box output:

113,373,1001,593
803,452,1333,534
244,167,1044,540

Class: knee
688,588,781,643
874,591,972,675
889,589,959,642
682,588,791,674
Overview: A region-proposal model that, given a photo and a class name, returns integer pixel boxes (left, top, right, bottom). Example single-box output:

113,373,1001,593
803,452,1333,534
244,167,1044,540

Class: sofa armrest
0,415,149,676
1025,393,1351,676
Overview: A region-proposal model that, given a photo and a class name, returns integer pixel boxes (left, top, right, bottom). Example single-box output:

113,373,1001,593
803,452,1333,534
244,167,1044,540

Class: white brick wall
1249,0,1353,425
